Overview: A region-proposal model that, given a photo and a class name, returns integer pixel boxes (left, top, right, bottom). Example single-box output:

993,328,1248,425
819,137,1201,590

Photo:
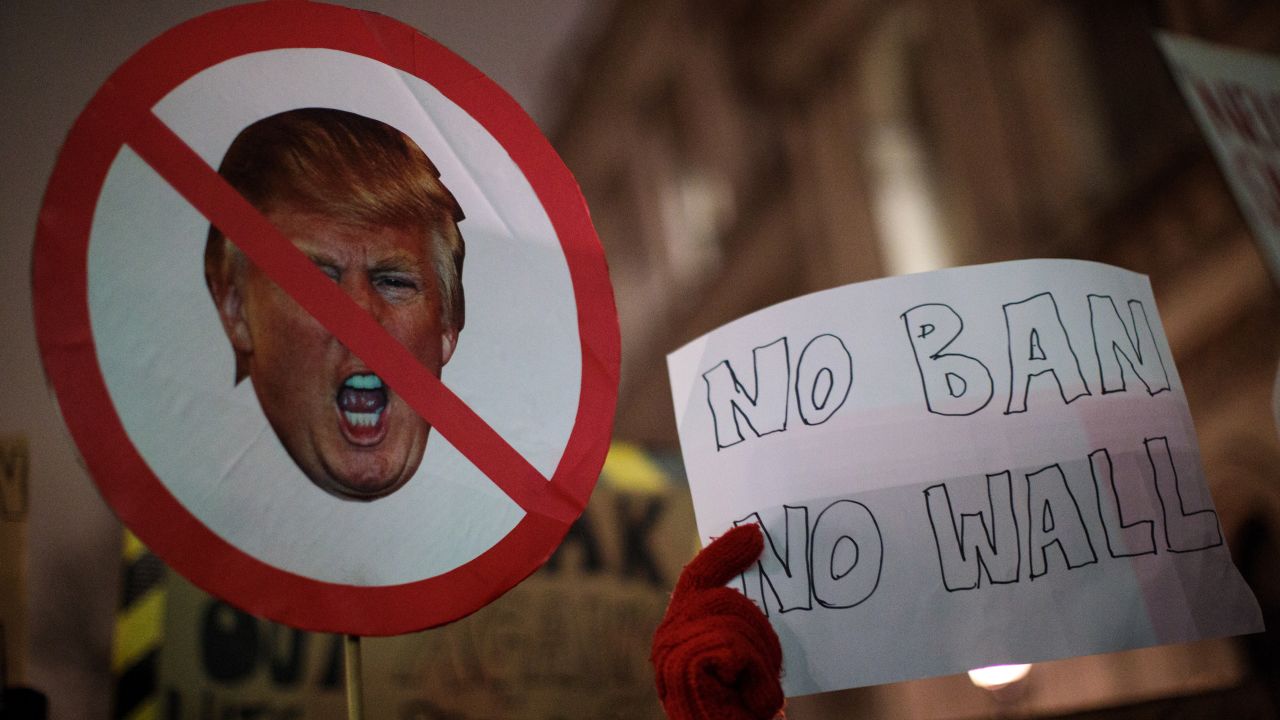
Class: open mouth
336,373,388,444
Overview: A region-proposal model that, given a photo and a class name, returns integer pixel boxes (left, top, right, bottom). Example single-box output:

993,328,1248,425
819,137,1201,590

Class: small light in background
968,663,1033,690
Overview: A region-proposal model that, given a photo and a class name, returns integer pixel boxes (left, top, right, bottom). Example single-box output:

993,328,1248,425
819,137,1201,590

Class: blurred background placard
152,452,695,720
1158,33,1280,286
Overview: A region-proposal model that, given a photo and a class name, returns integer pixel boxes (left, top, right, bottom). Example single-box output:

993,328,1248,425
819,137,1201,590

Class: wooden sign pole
344,634,365,720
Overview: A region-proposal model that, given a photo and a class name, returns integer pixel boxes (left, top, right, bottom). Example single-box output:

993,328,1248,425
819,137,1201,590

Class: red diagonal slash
123,110,580,525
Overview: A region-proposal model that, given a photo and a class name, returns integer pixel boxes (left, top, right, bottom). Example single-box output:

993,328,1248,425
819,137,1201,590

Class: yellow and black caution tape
111,531,166,720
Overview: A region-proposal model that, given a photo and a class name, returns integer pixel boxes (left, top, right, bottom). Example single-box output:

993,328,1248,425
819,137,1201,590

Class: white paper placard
667,259,1262,695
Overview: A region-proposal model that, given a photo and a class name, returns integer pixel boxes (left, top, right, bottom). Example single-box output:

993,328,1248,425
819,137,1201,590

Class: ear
440,327,459,367
210,267,254,357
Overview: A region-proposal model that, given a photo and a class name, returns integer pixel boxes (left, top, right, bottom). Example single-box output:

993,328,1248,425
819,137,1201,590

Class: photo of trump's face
204,108,465,501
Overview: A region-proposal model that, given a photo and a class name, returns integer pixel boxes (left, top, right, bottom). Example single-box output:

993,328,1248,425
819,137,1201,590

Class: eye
313,262,340,282
376,276,415,288
373,273,421,301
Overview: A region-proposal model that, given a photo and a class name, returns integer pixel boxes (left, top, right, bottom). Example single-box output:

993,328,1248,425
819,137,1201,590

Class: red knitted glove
651,524,784,720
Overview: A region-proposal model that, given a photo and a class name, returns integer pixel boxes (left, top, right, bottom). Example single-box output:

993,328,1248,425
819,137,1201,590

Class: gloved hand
650,524,784,720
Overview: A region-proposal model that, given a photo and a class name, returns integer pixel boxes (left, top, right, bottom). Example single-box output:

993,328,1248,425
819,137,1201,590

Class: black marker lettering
902,303,993,416
702,338,790,450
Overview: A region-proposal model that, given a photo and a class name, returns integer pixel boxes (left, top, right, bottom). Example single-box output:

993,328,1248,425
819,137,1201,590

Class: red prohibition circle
32,2,619,635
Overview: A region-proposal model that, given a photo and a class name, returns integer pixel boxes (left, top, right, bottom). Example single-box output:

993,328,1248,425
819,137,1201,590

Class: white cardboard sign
33,3,618,635
667,259,1262,695
1158,33,1280,284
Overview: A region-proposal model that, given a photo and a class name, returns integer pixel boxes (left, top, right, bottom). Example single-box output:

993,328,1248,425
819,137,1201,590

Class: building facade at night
556,0,1280,715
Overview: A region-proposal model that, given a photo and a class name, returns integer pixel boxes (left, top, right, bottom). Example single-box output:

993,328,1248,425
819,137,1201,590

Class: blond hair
205,108,466,353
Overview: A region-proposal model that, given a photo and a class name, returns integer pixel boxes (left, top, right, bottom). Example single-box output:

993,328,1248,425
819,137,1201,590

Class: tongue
338,387,386,413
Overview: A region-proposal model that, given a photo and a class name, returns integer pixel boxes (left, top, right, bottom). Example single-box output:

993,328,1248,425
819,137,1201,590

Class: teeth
345,374,383,390
343,410,382,427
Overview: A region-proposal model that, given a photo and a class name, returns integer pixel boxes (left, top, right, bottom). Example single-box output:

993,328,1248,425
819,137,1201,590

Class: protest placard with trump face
37,11,617,627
